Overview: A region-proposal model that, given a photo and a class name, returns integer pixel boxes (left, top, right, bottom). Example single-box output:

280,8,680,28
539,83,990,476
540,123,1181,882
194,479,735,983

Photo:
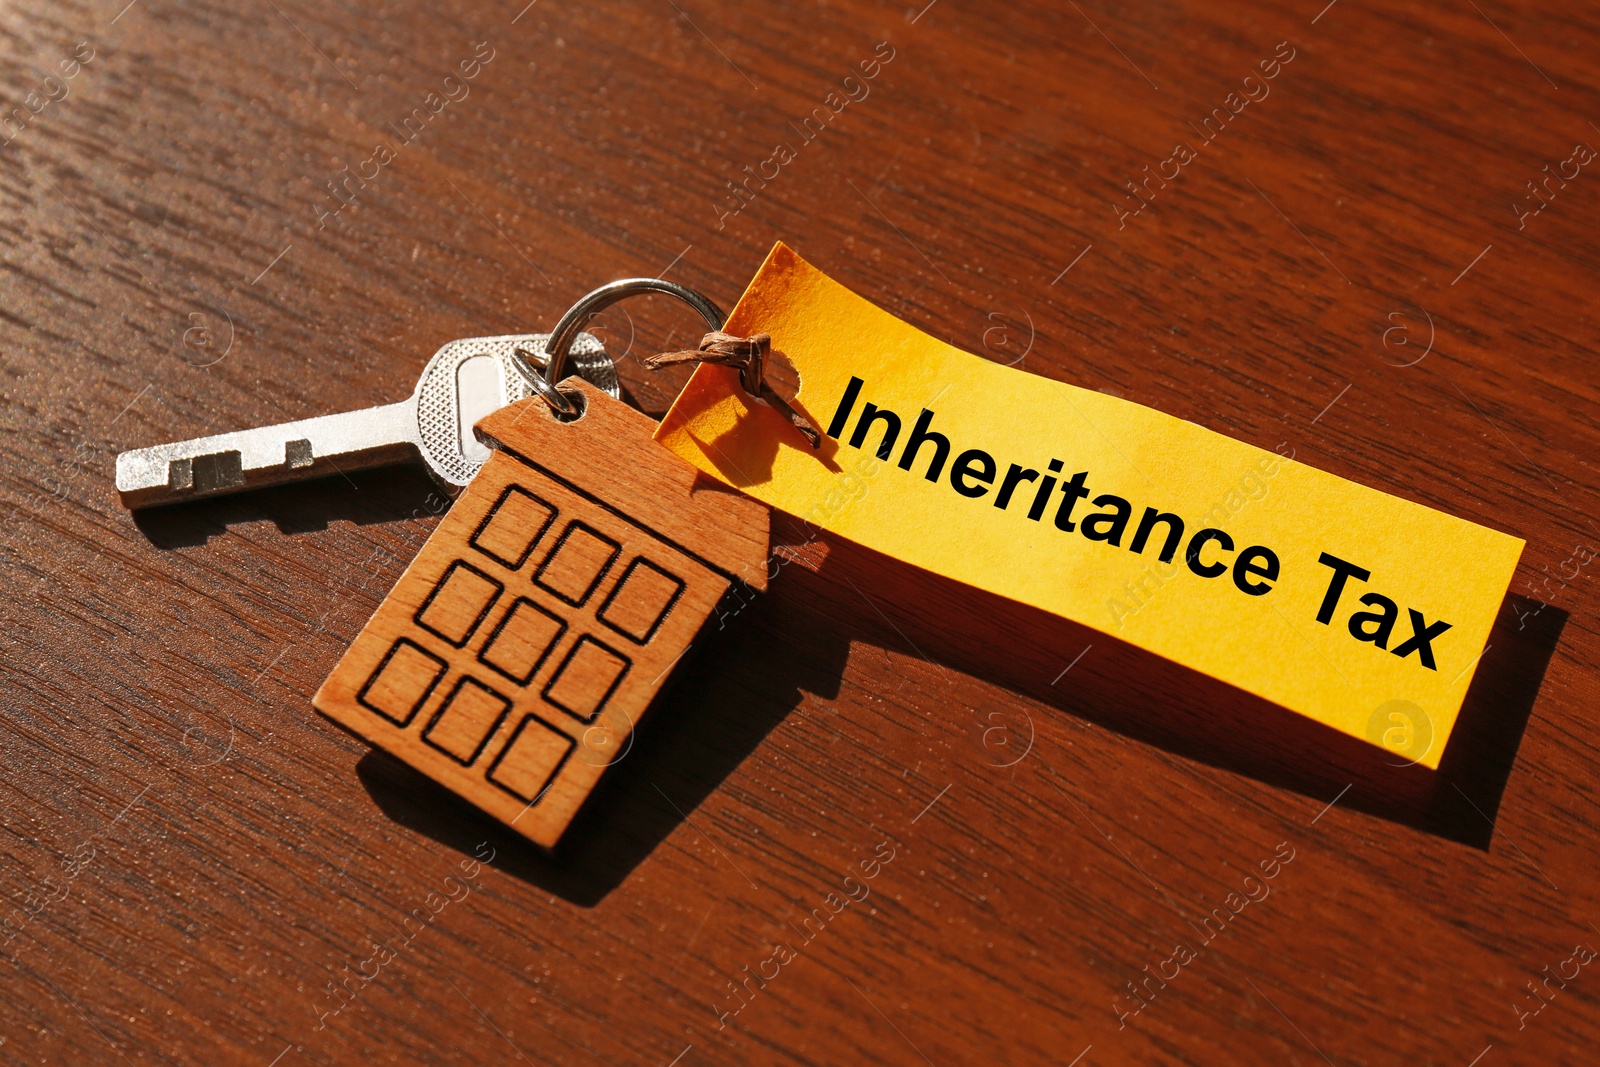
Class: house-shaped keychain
314,378,770,848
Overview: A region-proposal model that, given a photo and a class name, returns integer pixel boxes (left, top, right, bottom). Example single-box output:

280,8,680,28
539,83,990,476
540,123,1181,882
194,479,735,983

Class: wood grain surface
1,1,1596,1065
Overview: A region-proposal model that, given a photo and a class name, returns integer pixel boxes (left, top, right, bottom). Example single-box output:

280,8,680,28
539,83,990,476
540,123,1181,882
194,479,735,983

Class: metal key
115,332,617,509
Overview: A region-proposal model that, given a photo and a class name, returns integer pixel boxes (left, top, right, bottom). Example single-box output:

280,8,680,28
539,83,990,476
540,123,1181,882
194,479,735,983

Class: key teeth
164,452,248,494
286,439,314,469
191,452,246,493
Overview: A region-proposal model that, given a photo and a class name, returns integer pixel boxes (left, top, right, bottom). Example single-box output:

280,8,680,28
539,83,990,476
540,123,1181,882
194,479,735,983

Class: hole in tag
456,354,502,463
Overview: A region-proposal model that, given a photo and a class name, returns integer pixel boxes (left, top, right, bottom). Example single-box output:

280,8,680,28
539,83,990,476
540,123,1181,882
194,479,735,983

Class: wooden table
3,0,1596,1063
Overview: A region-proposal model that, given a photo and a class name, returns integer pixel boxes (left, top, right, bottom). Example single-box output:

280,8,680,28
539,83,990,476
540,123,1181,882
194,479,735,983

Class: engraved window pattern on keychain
352,451,715,810
305,278,773,848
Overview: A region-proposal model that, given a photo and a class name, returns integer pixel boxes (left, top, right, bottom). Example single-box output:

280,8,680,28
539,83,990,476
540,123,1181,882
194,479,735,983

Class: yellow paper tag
656,243,1523,767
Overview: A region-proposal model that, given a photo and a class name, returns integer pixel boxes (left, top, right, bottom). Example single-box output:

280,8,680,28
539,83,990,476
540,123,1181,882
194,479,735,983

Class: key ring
512,278,726,417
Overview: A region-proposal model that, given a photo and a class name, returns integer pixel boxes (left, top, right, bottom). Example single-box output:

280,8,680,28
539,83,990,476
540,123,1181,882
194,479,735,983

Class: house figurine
314,380,770,848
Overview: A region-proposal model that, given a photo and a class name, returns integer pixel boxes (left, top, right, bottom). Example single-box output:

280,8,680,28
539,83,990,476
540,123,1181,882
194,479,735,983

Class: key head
412,331,617,488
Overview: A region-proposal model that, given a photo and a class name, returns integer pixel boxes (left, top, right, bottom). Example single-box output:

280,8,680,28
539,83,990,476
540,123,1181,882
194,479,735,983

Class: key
115,332,617,509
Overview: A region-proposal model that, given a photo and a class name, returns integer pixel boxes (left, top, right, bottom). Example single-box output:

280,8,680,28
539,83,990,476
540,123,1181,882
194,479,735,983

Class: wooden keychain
313,279,806,849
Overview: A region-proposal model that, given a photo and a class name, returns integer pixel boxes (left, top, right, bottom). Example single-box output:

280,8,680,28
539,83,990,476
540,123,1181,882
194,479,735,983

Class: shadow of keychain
313,278,818,849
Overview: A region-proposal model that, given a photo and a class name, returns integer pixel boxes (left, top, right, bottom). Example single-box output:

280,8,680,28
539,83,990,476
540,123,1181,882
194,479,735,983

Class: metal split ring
512,278,726,417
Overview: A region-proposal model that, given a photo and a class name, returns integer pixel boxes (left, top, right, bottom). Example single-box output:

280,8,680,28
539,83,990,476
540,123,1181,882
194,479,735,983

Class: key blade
116,400,418,509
